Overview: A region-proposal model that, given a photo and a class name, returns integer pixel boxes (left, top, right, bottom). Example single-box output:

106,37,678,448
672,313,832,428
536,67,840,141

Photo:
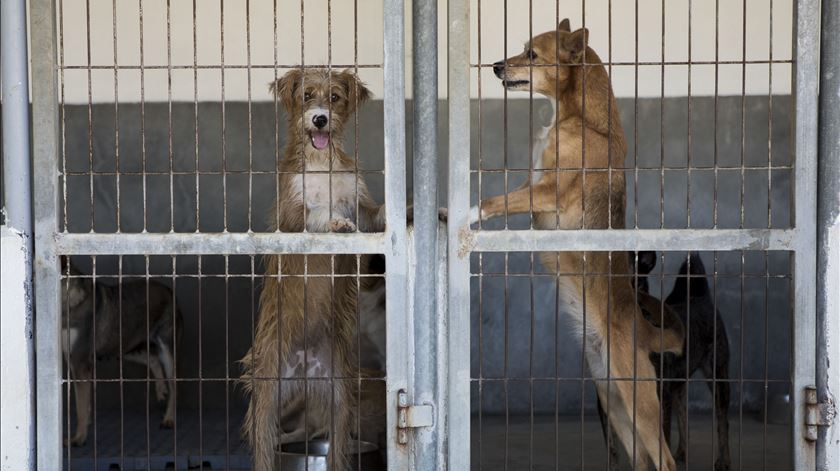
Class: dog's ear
563,27,589,59
340,70,371,111
270,69,304,111
558,18,571,32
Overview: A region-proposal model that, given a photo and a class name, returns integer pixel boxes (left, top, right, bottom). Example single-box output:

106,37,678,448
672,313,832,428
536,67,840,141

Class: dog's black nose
313,114,328,129
493,60,505,77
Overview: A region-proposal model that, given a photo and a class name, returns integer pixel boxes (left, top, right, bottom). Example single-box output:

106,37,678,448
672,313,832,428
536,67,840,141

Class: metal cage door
30,0,412,468
443,0,823,469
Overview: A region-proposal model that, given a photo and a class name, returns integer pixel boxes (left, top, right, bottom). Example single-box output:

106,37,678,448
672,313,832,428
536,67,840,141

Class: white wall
57,0,792,103
0,227,35,471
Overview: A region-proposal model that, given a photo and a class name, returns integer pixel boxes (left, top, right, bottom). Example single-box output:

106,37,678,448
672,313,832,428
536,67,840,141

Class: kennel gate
23,0,836,469
30,0,434,468
443,0,828,469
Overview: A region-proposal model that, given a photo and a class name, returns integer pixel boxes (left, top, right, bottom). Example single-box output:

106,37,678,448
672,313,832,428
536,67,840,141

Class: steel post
412,0,441,467
1,0,35,468
817,0,840,467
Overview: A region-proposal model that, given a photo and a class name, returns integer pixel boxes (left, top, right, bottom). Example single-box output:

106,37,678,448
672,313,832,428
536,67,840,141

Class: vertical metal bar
412,0,441,467
383,0,410,467
792,0,820,468
0,0,35,465
447,0,471,467
31,0,62,467
817,0,840,466
2,0,33,240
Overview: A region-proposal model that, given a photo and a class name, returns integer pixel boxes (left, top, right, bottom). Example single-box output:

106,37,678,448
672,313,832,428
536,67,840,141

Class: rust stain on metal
457,227,475,259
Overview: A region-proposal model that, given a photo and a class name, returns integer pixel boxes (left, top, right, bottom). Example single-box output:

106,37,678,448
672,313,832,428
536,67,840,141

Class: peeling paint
456,227,475,259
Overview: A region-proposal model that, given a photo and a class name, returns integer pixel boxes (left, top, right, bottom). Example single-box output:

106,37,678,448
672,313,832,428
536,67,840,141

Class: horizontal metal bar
54,232,386,255
59,63,383,70
470,59,794,67
470,228,796,253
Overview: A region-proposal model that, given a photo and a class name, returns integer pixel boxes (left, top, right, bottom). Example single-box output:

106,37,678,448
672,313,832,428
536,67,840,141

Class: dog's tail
666,252,710,304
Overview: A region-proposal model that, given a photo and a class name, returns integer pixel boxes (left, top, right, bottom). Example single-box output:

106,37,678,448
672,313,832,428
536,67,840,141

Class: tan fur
240,69,383,470
481,21,685,471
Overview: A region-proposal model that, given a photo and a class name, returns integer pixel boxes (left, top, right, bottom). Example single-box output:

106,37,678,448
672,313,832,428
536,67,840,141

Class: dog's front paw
714,458,731,471
438,208,448,221
160,417,175,429
329,218,357,233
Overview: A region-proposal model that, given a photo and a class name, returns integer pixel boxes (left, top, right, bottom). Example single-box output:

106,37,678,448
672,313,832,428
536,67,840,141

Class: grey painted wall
52,96,792,415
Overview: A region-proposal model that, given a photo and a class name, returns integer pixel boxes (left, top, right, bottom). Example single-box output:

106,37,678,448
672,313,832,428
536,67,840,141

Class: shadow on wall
59,95,792,414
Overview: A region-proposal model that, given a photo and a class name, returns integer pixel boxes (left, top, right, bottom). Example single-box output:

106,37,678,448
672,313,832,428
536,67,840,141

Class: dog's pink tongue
312,131,330,150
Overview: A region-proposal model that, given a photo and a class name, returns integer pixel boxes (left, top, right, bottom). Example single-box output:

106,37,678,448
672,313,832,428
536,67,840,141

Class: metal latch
805,385,836,442
397,389,434,444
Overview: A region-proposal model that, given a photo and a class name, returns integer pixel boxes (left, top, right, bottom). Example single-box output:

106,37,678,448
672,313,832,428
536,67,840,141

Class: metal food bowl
277,439,384,471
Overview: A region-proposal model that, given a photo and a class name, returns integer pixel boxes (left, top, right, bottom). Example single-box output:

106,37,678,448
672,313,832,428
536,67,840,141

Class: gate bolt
397,389,434,444
804,385,836,442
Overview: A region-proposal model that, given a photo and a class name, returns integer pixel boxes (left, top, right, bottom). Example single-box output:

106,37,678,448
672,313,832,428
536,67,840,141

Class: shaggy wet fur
474,20,685,470
240,69,384,471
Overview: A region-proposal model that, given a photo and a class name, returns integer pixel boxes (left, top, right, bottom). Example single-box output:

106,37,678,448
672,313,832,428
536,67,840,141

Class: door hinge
805,385,836,442
397,389,434,444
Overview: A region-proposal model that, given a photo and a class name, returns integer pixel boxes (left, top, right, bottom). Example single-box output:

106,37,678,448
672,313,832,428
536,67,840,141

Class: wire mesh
53,0,393,470
30,0,820,469
467,0,797,469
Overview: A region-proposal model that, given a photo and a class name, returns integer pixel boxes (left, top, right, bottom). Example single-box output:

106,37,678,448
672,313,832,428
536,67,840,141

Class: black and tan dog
638,252,731,471
61,257,182,447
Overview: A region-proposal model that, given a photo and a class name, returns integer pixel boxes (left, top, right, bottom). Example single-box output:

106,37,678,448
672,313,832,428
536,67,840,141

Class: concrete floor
471,414,791,471
64,409,791,470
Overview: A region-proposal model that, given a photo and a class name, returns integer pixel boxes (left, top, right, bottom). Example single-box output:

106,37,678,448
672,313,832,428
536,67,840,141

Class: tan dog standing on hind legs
240,68,384,471
471,20,685,470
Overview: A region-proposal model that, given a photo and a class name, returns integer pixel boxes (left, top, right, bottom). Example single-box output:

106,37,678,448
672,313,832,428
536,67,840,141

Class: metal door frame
30,0,410,467
22,0,837,469
444,0,822,469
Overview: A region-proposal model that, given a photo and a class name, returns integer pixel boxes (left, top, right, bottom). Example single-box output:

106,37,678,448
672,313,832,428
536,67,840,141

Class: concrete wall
57,95,793,415
1,227,36,471
57,0,791,102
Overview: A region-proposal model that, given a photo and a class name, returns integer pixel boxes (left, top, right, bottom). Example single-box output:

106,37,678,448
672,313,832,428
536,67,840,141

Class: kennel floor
62,410,790,470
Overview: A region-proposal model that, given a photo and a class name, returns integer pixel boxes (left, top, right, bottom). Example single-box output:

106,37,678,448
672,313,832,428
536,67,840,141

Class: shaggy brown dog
477,20,685,470
240,68,384,470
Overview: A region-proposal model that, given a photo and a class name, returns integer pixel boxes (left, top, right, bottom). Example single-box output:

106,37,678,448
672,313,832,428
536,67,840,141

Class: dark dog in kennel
599,252,732,470
60,257,183,448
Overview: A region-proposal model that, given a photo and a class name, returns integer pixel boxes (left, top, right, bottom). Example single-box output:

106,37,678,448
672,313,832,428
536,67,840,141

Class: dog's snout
493,60,506,77
312,114,328,129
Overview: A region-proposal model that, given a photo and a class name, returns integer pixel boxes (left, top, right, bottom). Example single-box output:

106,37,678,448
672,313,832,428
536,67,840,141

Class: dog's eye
330,93,340,103
527,49,538,60
303,92,312,101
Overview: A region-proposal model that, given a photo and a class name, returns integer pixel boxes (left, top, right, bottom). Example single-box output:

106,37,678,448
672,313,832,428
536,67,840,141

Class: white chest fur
281,346,333,378
531,99,558,184
290,159,364,232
